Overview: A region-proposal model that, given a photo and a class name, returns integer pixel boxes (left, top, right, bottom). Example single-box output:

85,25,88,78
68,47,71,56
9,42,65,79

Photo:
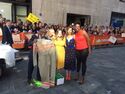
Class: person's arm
2,27,7,44
28,34,38,46
33,41,38,67
83,30,92,54
63,37,66,47
73,35,76,47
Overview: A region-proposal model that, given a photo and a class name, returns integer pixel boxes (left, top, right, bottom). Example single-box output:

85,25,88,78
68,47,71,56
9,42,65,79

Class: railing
0,33,125,49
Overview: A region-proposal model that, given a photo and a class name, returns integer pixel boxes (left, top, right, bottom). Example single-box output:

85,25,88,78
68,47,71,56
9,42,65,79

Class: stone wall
32,0,125,26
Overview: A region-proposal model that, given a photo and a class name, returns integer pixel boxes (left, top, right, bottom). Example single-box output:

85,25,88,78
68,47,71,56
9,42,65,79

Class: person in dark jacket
2,20,13,46
27,33,41,85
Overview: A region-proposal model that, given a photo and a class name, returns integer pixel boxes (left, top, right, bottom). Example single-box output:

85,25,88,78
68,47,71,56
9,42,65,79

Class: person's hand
89,48,92,55
33,43,38,51
50,43,55,48
33,39,37,43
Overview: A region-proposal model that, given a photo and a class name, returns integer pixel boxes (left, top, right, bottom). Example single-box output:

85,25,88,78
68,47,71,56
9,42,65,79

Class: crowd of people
27,23,91,87
0,13,125,87
0,14,91,87
85,25,125,36
1,14,125,37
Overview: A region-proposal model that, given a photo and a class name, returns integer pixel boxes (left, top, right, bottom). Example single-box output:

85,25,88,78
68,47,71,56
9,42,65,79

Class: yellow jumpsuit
54,38,66,69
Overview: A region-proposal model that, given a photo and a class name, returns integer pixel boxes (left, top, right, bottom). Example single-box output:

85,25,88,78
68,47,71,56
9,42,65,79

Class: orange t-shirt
75,30,88,50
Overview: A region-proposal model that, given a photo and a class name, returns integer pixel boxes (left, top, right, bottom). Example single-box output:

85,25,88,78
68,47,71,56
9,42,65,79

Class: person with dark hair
2,20,13,46
27,33,41,85
74,23,91,84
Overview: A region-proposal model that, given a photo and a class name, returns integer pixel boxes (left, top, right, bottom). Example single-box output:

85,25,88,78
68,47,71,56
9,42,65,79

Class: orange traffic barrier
1,33,125,49
90,35,125,46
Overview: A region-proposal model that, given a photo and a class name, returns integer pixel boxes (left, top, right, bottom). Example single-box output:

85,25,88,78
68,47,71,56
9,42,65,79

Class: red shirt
75,30,88,50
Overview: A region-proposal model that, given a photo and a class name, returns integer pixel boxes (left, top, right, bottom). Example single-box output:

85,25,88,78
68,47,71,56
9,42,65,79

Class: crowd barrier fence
0,33,125,49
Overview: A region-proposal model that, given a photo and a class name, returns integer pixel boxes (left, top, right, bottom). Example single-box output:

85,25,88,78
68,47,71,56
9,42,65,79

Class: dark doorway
110,12,125,27
67,13,91,26
80,18,85,26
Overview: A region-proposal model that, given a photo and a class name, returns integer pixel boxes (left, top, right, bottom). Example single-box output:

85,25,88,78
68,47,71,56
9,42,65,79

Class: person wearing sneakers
74,23,91,84
27,33,41,86
64,27,76,80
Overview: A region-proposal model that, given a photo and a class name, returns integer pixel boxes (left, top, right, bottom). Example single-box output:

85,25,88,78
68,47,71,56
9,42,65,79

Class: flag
27,13,39,23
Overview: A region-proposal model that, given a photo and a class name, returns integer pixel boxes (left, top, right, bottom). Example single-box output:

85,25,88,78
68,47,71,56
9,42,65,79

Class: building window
0,2,12,20
16,6,27,22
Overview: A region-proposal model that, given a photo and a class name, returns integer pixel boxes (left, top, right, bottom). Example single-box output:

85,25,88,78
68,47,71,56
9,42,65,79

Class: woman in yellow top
54,30,66,69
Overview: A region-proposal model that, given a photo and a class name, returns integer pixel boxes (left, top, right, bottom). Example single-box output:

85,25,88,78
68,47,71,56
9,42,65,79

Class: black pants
28,50,41,81
76,48,89,76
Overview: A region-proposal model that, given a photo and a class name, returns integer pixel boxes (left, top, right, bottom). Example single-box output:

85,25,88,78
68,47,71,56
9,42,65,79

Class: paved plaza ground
0,46,125,94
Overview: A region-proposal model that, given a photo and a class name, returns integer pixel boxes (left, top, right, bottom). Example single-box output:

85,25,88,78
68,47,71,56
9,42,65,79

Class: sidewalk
0,47,125,94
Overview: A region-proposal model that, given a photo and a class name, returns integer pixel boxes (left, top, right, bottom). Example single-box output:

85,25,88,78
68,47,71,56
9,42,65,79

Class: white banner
121,33,125,37
108,36,117,43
